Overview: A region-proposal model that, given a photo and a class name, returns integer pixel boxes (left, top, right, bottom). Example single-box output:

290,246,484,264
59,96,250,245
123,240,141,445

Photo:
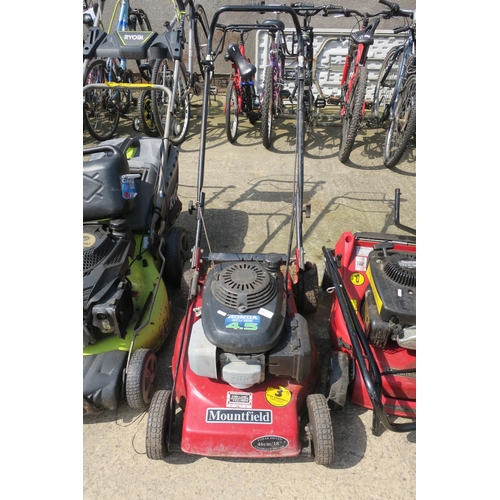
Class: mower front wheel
306,393,334,466
125,348,157,411
146,389,172,460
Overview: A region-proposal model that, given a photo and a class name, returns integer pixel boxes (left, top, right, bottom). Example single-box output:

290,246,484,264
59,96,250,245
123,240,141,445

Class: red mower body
171,267,320,458
326,232,416,420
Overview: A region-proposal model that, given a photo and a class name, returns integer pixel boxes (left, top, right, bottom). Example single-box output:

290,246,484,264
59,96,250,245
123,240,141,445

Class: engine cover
83,221,135,345
364,249,416,348
201,259,286,354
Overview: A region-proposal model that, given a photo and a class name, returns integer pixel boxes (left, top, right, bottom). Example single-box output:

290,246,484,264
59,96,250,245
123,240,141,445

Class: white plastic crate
254,29,407,101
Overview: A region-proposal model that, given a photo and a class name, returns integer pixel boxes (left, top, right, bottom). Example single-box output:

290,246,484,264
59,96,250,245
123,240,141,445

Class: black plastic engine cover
366,250,416,324
268,313,312,383
201,260,285,354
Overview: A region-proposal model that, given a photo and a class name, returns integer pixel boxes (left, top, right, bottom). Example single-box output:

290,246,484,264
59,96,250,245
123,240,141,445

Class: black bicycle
372,0,416,168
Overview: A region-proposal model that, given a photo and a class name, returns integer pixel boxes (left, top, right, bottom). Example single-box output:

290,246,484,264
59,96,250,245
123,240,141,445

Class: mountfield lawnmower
321,189,416,436
83,80,189,415
145,4,334,466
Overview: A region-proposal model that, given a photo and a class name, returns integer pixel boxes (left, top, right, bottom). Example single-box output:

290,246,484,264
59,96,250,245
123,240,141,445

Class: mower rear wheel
306,394,334,466
325,351,350,410
179,260,196,311
125,348,157,410
163,227,190,287
295,262,319,315
146,389,172,460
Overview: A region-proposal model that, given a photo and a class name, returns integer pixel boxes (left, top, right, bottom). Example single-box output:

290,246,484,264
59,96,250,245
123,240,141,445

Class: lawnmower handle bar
322,246,416,434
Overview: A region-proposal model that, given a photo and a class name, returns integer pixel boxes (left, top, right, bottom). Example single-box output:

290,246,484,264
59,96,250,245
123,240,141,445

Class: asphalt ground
81,93,417,499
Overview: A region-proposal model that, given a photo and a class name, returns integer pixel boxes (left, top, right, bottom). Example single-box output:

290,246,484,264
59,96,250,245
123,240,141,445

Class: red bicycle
324,4,387,163
224,28,261,143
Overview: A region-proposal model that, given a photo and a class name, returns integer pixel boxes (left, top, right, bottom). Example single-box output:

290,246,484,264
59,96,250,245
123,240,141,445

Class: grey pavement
83,93,416,499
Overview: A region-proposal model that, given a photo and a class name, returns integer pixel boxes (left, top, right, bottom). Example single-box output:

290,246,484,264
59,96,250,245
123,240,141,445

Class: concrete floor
83,92,416,500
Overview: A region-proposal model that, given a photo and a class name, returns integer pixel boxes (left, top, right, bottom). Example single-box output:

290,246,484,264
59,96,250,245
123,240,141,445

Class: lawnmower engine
188,254,312,389
83,220,135,348
363,246,416,350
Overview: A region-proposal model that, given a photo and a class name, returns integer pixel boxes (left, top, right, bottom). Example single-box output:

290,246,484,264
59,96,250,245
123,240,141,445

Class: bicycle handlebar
378,0,414,19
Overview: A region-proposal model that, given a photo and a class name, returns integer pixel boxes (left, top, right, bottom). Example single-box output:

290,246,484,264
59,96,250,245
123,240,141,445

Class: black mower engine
188,254,312,389
363,245,416,350
83,220,135,348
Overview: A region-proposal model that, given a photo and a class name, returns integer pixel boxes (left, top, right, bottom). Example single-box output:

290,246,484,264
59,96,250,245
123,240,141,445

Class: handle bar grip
379,0,413,18
323,5,345,15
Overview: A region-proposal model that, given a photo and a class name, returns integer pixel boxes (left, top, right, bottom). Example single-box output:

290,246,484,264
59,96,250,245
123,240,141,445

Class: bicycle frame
340,16,381,119
388,29,415,121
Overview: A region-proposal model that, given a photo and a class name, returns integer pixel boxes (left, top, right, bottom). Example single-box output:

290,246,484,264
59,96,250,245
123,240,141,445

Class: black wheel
295,262,319,315
338,65,368,164
325,351,350,410
125,348,157,411
194,4,209,77
306,394,334,466
163,226,190,287
372,45,403,123
118,68,134,116
137,89,160,137
146,389,172,460
83,58,120,142
225,80,239,143
152,58,191,145
261,65,275,149
384,74,416,168
179,259,196,311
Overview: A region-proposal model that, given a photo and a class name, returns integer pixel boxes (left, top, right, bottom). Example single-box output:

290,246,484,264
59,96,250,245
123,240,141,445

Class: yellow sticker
83,233,96,248
265,386,292,407
350,272,365,286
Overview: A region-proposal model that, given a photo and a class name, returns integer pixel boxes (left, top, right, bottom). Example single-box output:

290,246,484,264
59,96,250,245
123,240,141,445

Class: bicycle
260,18,287,149
322,4,390,164
223,27,262,143
151,0,209,145
83,0,153,141
371,0,416,168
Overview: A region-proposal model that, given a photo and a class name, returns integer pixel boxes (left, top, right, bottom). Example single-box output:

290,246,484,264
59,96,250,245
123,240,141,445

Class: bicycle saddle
350,18,380,46
261,19,285,34
226,43,256,80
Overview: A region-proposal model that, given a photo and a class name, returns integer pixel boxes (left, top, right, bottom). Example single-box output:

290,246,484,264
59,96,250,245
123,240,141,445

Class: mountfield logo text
206,408,272,424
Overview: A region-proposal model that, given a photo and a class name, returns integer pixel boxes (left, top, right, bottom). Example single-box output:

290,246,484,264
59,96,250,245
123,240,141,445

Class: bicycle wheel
261,65,275,149
338,65,368,164
83,58,120,142
193,4,209,77
384,74,416,168
372,45,403,123
152,58,191,145
225,80,239,143
118,67,134,116
137,89,160,137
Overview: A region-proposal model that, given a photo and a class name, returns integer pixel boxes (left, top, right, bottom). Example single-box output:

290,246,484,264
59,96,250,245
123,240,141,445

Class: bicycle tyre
372,45,403,123
225,80,239,143
137,89,160,137
261,65,275,149
152,58,191,145
338,65,368,164
119,68,134,116
194,4,209,78
383,74,416,168
83,58,120,142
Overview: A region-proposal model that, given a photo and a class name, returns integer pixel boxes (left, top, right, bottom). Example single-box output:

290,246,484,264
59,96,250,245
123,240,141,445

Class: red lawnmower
145,4,334,465
321,189,415,436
